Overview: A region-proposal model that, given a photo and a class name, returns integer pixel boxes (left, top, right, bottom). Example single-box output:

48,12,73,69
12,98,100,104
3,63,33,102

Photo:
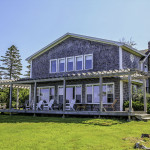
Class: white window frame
58,58,65,72
66,56,74,72
50,59,57,73
37,86,55,102
84,54,93,70
85,83,115,104
75,55,83,71
57,84,82,104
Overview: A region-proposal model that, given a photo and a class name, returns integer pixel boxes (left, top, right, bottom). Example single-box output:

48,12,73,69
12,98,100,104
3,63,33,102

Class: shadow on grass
0,114,127,126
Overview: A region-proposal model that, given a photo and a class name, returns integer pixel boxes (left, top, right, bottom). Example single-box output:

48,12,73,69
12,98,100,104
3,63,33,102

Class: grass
0,115,150,150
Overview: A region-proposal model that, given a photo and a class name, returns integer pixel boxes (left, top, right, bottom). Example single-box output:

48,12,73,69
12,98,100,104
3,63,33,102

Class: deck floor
0,109,146,116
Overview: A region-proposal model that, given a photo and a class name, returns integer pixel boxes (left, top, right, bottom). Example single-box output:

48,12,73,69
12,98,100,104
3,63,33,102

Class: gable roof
26,33,146,62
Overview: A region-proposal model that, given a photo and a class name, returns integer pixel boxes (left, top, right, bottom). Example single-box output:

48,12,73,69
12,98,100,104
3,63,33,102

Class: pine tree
0,65,2,79
0,45,22,80
24,64,31,78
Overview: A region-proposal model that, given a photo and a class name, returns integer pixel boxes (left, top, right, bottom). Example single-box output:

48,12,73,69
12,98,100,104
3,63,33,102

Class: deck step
135,114,150,121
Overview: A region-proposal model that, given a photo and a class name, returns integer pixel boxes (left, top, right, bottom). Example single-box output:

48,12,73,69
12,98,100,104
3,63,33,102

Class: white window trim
85,83,115,104
75,55,83,71
50,59,57,73
58,58,65,73
37,86,55,102
66,56,74,72
84,54,93,70
57,84,82,104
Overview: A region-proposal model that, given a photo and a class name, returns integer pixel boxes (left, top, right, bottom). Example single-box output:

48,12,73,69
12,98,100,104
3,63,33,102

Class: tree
24,64,31,78
0,65,2,79
0,45,22,80
119,37,136,48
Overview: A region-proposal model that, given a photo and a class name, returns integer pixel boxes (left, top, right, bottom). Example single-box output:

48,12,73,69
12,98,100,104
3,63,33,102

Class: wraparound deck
0,109,146,117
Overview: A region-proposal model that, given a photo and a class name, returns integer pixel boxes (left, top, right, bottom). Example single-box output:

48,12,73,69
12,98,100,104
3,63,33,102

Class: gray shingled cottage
0,33,150,119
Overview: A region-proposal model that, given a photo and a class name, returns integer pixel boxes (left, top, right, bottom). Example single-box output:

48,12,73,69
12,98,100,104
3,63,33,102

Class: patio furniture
37,100,44,110
25,100,30,110
43,99,54,110
66,99,76,111
104,99,117,111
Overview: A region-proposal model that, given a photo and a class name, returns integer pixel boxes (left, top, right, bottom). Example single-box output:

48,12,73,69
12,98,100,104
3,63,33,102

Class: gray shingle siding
32,37,119,79
122,49,140,70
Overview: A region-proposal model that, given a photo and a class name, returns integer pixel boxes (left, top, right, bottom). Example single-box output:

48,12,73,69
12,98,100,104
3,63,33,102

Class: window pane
76,56,82,70
67,58,73,71
93,85,99,103
103,85,107,103
59,59,65,72
107,84,113,103
51,60,56,72
66,87,73,103
76,86,81,103
50,88,54,100
85,55,92,69
86,86,92,103
40,88,49,103
58,87,63,104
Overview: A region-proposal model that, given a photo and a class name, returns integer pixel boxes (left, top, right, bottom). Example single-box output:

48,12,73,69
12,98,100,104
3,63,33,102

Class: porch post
16,88,19,109
9,83,13,114
34,82,37,112
128,74,132,113
143,79,147,113
63,79,66,112
99,76,103,112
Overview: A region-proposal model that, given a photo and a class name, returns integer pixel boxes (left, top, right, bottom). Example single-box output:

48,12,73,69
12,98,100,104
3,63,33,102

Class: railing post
16,88,19,109
128,74,132,113
99,76,103,112
143,79,147,113
9,83,13,110
34,82,37,112
63,79,66,112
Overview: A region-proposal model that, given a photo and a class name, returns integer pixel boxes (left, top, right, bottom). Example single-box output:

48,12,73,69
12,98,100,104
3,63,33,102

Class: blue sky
0,0,150,76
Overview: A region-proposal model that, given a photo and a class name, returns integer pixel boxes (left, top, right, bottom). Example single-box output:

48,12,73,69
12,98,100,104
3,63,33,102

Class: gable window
59,58,65,72
75,55,83,71
67,57,74,71
50,59,57,73
84,54,93,70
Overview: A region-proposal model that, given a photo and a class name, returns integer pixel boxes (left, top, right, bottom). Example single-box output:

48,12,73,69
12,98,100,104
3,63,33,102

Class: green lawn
0,115,150,150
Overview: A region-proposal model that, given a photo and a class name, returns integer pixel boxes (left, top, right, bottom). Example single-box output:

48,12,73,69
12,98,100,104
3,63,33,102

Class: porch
0,69,149,119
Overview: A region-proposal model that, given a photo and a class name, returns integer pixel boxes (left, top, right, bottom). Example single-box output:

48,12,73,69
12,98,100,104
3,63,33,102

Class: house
0,33,149,118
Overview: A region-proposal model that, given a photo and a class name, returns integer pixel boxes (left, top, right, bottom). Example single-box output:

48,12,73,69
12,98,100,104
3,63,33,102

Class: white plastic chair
44,99,54,110
37,100,44,110
66,99,76,111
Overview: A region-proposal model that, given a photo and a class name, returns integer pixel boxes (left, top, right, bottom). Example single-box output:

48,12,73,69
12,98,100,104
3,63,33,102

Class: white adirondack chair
66,99,76,111
44,99,54,110
37,100,44,110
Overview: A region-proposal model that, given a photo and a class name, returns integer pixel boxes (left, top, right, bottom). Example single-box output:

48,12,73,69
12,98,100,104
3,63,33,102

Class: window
37,87,55,103
84,54,93,70
59,58,65,72
75,55,83,70
76,86,82,103
86,85,92,103
58,87,63,104
50,88,55,100
67,57,74,71
58,85,82,104
93,85,99,103
86,83,114,103
50,59,57,73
